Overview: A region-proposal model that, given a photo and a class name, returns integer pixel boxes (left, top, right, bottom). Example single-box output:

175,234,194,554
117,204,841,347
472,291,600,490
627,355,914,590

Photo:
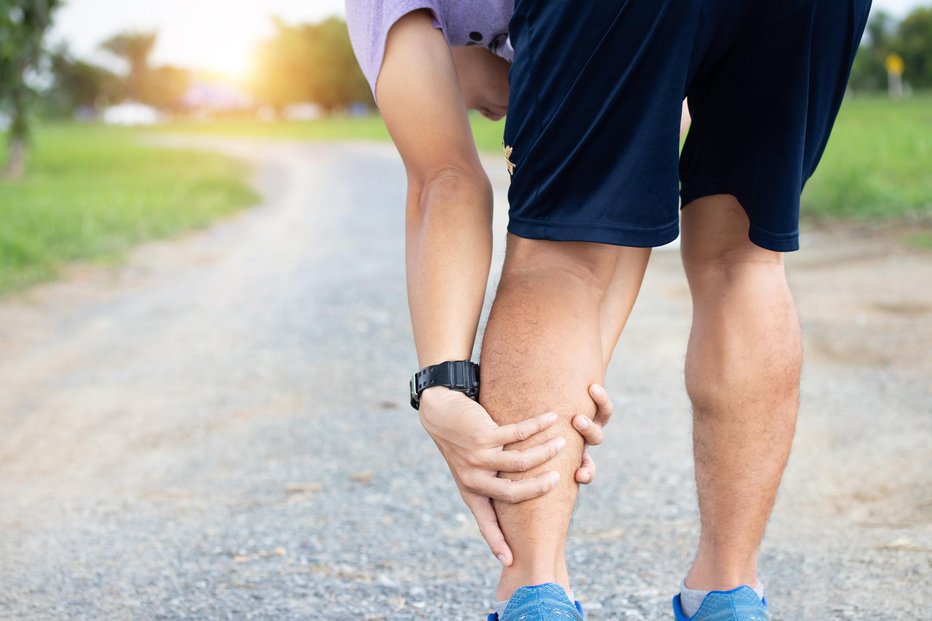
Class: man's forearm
405,167,493,368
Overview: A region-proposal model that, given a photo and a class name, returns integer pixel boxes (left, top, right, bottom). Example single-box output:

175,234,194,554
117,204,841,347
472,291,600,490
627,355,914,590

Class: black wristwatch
410,360,480,410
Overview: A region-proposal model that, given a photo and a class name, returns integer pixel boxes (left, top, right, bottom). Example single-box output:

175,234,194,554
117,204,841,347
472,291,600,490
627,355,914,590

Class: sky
50,0,345,78
51,0,928,78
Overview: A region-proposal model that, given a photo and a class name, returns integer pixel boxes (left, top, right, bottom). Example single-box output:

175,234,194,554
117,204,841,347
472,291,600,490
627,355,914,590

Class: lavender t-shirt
345,0,515,99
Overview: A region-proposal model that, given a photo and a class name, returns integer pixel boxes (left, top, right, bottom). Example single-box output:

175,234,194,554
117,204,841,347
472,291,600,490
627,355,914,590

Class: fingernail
543,412,558,423
591,385,604,396
583,472,590,482
549,471,560,486
554,436,566,449
576,417,589,429
497,554,508,566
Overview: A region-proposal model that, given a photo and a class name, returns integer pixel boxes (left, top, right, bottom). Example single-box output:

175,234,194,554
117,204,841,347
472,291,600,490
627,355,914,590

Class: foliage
251,17,371,112
850,6,932,91
0,0,62,176
898,7,932,89
99,30,157,101
97,30,191,110
0,122,258,293
139,64,190,111
48,44,124,112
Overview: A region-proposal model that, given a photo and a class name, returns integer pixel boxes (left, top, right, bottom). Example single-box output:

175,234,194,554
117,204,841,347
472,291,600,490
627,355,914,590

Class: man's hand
574,384,614,484
417,383,615,566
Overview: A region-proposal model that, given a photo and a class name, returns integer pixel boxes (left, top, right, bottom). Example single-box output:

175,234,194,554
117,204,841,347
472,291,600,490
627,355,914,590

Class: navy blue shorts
503,0,871,252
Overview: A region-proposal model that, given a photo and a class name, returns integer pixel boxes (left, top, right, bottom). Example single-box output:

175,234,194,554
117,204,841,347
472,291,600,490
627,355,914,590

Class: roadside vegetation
0,124,258,293
154,93,932,222
801,94,932,220
3,91,928,295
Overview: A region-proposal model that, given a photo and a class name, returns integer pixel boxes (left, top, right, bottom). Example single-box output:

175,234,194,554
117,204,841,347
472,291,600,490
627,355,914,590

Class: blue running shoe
672,585,769,621
486,583,584,621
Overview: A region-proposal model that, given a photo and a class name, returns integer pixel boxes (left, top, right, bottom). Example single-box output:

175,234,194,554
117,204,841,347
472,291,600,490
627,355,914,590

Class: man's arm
378,10,491,368
377,10,566,566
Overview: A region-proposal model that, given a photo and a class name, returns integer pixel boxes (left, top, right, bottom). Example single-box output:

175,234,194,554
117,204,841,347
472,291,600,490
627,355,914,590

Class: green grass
151,112,496,146
0,123,259,294
469,115,508,152
150,115,392,142
802,95,932,220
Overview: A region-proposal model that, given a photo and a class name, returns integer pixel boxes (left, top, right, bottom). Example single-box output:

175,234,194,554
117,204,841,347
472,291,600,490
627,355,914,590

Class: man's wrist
420,384,476,407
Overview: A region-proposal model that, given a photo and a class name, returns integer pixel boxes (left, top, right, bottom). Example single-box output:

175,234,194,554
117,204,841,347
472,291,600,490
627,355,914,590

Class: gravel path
0,138,929,620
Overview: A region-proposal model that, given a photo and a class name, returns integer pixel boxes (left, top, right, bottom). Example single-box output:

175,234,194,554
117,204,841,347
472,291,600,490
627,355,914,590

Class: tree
0,0,62,179
896,7,932,89
140,64,191,111
251,18,316,111
99,31,157,102
850,10,894,92
48,44,124,113
250,17,372,113
849,7,932,93
99,30,192,111
304,17,372,111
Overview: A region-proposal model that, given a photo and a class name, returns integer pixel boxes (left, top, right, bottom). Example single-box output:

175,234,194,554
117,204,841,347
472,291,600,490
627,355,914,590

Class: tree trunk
4,64,31,180
4,136,27,180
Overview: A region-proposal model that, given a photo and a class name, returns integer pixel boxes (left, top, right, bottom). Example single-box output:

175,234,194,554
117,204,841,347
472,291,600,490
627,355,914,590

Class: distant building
182,81,253,113
282,103,323,121
102,101,161,126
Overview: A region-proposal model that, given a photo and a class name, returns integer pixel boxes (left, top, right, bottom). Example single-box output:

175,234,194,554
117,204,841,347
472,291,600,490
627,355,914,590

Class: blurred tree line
2,3,371,177
850,6,932,91
47,31,191,113
250,16,371,113
46,16,372,117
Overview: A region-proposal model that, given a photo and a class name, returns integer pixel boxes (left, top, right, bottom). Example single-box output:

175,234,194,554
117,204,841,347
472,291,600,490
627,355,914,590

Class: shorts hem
507,216,680,248
680,183,800,252
748,226,800,252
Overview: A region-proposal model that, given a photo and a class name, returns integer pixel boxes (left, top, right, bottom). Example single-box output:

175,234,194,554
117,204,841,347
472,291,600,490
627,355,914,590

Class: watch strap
410,360,480,410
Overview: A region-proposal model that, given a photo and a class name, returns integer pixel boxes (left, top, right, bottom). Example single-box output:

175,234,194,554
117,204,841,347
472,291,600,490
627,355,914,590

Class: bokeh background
0,0,930,291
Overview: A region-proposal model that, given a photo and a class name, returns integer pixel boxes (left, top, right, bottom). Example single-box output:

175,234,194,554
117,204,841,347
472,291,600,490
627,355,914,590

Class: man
347,0,870,618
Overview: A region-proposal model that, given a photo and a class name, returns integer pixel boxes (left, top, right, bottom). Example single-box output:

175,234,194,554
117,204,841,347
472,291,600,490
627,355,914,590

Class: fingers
573,413,604,446
588,384,614,429
483,470,561,504
492,411,559,446
464,493,513,566
484,436,566,473
575,446,596,484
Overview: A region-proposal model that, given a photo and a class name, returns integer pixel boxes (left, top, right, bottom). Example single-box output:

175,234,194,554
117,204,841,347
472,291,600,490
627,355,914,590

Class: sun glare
154,13,266,84
53,0,347,86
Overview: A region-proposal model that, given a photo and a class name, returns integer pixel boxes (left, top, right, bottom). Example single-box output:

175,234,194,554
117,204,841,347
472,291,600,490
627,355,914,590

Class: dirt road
0,138,928,620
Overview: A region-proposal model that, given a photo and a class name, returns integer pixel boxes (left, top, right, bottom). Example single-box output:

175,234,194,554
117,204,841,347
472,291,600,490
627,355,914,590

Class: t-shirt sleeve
344,0,446,103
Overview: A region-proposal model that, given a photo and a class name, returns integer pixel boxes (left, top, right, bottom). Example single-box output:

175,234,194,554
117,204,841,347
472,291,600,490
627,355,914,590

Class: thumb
465,493,513,566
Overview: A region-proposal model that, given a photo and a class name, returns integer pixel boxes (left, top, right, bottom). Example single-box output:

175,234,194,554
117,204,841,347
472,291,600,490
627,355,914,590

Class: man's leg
680,195,802,590
480,235,649,601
